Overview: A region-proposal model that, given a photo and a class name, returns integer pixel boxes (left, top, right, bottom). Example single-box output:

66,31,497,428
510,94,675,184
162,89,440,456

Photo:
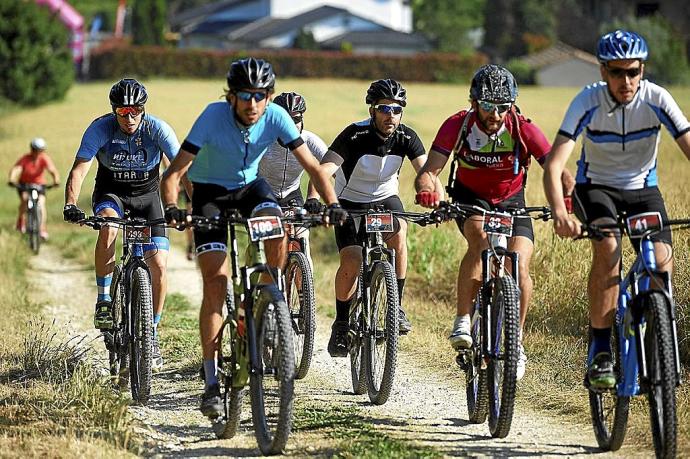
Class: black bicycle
10,182,57,253
186,210,295,455
76,215,163,405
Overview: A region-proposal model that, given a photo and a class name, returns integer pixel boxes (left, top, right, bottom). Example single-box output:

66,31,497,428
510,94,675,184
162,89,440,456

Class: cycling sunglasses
477,100,512,114
114,105,144,117
373,104,404,115
235,90,268,102
605,65,642,79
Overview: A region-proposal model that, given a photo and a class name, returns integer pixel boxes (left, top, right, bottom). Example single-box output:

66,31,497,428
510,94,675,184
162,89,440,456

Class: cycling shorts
450,184,534,241
335,195,404,251
573,184,672,247
92,189,168,250
192,178,281,255
16,183,46,197
277,188,304,208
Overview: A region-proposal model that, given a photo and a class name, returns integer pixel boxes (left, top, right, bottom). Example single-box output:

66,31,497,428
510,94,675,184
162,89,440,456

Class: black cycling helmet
274,92,307,117
109,78,148,107
365,79,407,107
227,57,276,91
469,65,518,104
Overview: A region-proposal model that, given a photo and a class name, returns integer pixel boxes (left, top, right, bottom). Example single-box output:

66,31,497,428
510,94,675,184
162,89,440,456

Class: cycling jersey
559,80,690,189
259,129,327,199
431,110,550,205
15,152,55,185
328,119,425,202
76,113,180,196
183,101,302,190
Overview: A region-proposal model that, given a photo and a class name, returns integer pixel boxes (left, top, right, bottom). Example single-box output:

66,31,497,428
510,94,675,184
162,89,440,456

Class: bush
88,44,488,83
0,0,74,105
505,58,536,85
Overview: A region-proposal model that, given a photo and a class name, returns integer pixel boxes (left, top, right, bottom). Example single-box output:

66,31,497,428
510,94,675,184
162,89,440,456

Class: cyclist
321,78,436,357
259,91,328,266
543,30,690,389
160,57,345,417
63,78,181,370
8,137,60,239
415,65,574,380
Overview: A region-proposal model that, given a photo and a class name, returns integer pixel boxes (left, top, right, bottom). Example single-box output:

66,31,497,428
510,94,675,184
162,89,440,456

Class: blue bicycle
581,212,687,458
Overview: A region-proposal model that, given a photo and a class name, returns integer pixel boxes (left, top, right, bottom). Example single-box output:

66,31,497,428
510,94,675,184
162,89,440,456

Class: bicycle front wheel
349,270,367,395
364,261,399,405
487,275,519,438
466,286,488,424
108,264,129,389
643,291,676,458
130,266,153,405
285,251,315,380
250,284,295,455
28,203,40,254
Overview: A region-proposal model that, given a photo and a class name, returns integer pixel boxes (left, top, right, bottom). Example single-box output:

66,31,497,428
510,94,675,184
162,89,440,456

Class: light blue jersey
184,101,301,190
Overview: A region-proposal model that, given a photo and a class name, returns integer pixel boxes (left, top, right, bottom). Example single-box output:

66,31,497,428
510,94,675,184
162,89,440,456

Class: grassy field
1,78,689,454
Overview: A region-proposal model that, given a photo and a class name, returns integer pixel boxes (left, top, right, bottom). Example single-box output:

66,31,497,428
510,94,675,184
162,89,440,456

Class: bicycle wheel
588,324,629,451
28,202,40,253
487,275,520,438
349,270,367,395
466,285,489,424
129,266,153,405
285,251,315,380
108,264,129,389
642,292,676,458
364,261,399,405
250,284,295,455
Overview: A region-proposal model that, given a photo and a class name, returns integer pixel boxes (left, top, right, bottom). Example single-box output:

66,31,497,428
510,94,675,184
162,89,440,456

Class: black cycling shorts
335,195,405,251
573,184,672,246
92,189,167,240
192,179,281,254
277,188,304,208
450,184,534,241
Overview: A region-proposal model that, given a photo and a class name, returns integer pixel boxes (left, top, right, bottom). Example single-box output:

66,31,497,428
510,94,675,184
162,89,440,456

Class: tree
412,0,485,54
293,28,319,50
0,0,74,106
132,0,167,45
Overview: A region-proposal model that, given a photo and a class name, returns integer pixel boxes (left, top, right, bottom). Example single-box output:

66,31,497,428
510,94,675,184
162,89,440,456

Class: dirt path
29,245,639,458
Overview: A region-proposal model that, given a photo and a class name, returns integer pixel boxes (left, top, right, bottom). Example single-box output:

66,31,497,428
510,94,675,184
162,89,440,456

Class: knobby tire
285,251,315,380
466,284,489,424
349,269,367,395
130,267,153,405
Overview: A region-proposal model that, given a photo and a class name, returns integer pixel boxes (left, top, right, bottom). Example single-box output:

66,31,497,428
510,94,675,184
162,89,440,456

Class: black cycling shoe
327,321,349,357
200,383,223,418
587,352,616,390
398,308,412,334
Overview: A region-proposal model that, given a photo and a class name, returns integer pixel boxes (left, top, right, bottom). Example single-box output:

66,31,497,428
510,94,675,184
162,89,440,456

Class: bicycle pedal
455,352,470,371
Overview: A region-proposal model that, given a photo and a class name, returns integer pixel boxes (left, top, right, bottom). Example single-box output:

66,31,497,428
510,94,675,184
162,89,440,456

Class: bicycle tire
28,202,40,254
643,292,677,458
129,266,153,405
108,264,128,389
349,268,367,395
364,261,399,405
250,284,295,455
588,324,629,451
285,251,315,380
487,275,519,438
466,285,489,424
213,384,246,439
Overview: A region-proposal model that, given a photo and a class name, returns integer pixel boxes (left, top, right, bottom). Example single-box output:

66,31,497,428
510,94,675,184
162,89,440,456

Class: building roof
519,41,598,68
170,0,252,30
320,30,429,49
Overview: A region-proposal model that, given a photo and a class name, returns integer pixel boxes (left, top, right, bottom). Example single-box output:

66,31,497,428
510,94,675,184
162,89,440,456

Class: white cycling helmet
30,137,46,150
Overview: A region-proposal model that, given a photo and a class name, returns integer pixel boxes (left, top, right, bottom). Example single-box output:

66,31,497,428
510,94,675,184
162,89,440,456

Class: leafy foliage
412,0,485,54
132,0,167,46
293,28,319,51
0,0,74,106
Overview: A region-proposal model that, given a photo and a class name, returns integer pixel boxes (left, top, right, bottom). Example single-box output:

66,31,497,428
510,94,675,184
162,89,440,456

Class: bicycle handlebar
8,182,59,191
384,202,552,227
578,218,690,241
75,215,168,230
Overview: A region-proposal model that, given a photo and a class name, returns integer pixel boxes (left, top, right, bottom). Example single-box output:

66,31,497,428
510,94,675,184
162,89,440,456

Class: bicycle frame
358,214,397,319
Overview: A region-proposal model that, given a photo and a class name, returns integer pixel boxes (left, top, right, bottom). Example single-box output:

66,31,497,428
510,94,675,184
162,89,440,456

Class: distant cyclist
259,91,328,265
63,78,181,370
415,65,574,380
8,137,60,239
544,30,690,389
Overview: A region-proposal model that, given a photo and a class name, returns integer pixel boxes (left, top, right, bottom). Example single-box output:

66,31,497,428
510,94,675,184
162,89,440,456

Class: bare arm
292,144,339,205
305,180,319,200
45,156,60,185
8,165,22,184
64,158,93,206
676,131,690,161
410,154,445,203
543,134,580,237
414,149,449,192
161,149,195,207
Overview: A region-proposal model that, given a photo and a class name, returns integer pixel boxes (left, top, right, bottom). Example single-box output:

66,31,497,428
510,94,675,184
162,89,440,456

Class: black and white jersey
327,119,425,202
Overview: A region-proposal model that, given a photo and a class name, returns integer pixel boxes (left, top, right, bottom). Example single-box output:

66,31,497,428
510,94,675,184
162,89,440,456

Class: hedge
88,44,487,83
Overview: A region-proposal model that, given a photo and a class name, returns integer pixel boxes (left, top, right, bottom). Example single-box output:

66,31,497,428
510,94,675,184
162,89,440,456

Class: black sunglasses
606,65,642,79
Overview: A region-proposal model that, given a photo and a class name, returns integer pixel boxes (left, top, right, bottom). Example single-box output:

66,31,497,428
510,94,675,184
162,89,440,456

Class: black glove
324,203,348,225
303,197,324,214
164,204,187,224
63,204,85,222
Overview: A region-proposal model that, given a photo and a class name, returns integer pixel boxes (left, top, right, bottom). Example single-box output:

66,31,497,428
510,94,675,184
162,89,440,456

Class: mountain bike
281,204,323,380
9,183,57,254
187,210,295,455
75,215,164,405
427,202,550,438
579,213,689,458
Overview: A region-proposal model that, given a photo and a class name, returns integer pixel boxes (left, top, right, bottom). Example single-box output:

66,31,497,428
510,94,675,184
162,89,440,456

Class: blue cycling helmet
597,30,649,63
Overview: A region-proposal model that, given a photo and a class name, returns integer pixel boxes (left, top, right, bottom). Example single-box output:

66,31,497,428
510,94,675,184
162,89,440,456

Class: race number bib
482,211,513,237
626,212,662,238
365,213,394,233
247,216,284,242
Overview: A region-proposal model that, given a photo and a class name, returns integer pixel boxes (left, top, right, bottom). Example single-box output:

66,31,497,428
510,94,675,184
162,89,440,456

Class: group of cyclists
11,28,689,421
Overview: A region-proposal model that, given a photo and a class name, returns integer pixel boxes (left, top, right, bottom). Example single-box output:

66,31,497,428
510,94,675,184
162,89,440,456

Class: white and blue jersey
559,80,690,190
76,113,180,196
183,101,302,190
